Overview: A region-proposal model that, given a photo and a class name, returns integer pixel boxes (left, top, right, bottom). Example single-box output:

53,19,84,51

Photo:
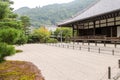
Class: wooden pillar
72,25,74,37
114,13,117,37
99,19,101,27
106,18,108,38
83,23,85,45
88,22,90,45
83,23,85,36
105,16,108,39
72,24,75,43
77,24,79,36
93,21,96,36
110,27,113,37
106,17,108,27
60,26,63,43
114,13,116,26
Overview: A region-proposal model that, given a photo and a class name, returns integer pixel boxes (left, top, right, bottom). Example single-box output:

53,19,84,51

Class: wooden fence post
79,46,81,50
67,45,69,48
104,41,106,47
88,47,90,52
59,44,60,47
112,50,114,55
99,48,100,53
82,41,84,45
95,41,97,46
73,45,74,49
108,67,111,79
55,44,57,47
63,44,65,48
115,42,117,48
88,41,90,45
118,60,120,68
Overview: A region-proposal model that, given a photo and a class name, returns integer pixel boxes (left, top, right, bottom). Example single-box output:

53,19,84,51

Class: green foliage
46,38,58,43
33,27,50,43
28,27,60,43
0,43,15,62
15,0,98,27
15,32,28,45
27,34,39,43
0,21,23,29
0,28,27,45
0,1,10,19
0,0,28,62
20,16,30,27
20,16,30,34
54,27,72,42
8,13,18,19
0,28,20,44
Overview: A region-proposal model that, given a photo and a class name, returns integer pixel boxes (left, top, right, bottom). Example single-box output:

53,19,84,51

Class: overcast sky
11,0,74,10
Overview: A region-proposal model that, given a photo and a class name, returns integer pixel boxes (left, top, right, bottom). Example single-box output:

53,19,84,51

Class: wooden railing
71,36,120,41
106,37,120,41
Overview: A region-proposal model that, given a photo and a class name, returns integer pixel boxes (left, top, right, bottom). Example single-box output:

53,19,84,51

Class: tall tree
0,1,10,19
33,27,50,43
0,0,27,62
54,27,72,42
20,16,30,35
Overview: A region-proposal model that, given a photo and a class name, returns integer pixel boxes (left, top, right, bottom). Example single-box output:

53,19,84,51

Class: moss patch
16,49,23,53
0,61,44,80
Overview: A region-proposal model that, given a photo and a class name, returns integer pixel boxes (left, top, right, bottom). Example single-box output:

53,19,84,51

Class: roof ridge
72,0,100,18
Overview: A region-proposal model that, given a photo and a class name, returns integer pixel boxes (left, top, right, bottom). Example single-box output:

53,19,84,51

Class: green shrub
0,28,27,45
15,32,28,45
0,43,15,62
27,35,40,43
33,27,50,43
46,38,58,43
0,28,20,44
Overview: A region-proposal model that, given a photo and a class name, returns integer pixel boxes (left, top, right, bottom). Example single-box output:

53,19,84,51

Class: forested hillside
15,0,98,27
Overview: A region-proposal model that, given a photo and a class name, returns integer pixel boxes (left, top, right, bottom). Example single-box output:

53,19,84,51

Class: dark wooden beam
110,27,113,37
106,18,108,27
114,13,116,26
76,24,79,36
99,20,101,27
93,21,96,36
72,24,75,37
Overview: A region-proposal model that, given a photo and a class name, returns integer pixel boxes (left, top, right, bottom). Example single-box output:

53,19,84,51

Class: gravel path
7,44,120,80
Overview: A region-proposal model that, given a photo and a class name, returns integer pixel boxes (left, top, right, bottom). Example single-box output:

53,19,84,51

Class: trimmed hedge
0,43,15,62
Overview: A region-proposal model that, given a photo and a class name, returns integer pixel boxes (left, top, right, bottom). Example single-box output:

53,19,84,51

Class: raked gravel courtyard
7,44,120,80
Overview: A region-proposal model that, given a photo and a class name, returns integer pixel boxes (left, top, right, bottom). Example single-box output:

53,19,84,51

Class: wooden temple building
58,0,120,43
